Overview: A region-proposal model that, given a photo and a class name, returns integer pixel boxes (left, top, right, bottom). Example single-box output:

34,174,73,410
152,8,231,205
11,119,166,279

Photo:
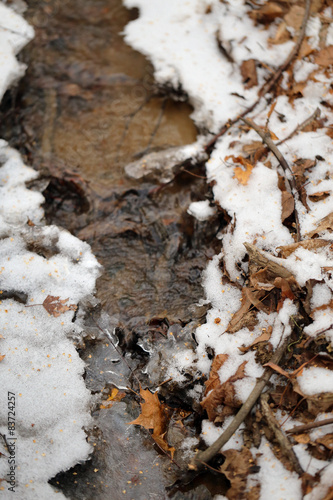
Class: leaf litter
122,0,333,498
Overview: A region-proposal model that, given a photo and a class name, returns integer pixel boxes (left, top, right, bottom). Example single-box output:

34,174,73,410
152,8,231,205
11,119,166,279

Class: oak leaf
42,295,77,317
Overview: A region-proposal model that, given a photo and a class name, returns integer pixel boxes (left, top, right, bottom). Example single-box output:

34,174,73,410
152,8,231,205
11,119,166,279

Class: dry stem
204,0,311,151
261,393,304,476
286,417,333,435
241,117,301,242
189,338,288,470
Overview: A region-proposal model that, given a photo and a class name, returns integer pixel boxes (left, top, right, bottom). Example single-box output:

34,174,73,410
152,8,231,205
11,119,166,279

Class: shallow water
0,0,225,498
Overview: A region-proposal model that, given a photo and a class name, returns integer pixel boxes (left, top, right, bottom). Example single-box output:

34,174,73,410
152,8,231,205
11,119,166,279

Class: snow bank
124,0,333,497
0,5,100,498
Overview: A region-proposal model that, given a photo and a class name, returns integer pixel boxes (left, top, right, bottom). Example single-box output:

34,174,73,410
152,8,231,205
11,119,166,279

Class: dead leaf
274,276,295,311
220,447,257,500
238,326,272,353
316,433,333,450
0,354,5,362
293,433,311,444
269,20,291,44
204,354,229,395
281,191,295,221
278,239,330,258
129,387,165,434
100,388,126,409
249,3,284,24
226,155,254,185
309,191,330,202
314,46,333,66
42,295,77,317
284,5,305,30
226,287,258,333
201,361,247,421
306,212,333,237
263,361,291,379
240,59,258,89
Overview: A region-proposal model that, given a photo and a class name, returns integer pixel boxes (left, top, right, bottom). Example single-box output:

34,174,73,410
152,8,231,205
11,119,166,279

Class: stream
1,0,227,498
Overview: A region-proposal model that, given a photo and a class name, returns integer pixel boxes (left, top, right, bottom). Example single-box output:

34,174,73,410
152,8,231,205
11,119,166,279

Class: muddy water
1,0,224,498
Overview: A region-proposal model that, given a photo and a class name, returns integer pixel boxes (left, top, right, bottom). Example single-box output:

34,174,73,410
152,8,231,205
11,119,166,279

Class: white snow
123,0,333,497
0,5,101,498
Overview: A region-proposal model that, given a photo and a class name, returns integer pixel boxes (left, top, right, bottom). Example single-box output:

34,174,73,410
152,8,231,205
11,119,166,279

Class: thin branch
204,0,311,152
261,393,304,476
188,338,288,470
286,417,333,435
277,107,321,146
241,117,301,242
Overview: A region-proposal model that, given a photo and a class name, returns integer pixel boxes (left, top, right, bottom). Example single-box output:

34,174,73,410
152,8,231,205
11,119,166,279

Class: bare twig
286,417,333,435
241,117,301,242
261,393,304,476
204,0,311,152
188,338,288,470
277,107,321,146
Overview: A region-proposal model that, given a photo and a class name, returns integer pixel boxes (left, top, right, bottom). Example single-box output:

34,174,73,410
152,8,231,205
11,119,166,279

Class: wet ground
0,0,226,498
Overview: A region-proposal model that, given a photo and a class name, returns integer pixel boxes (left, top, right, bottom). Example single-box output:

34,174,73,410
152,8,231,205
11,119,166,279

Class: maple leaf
42,295,77,317
129,387,165,432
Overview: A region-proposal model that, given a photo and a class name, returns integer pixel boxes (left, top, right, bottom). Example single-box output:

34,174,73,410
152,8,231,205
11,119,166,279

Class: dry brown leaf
269,20,290,44
129,387,165,434
226,155,254,186
250,267,275,291
201,361,247,421
274,277,295,311
240,59,258,89
314,45,333,66
220,447,257,500
152,433,176,459
281,191,295,221
309,191,330,202
263,361,291,379
284,5,305,30
42,295,77,317
238,326,272,353
226,288,254,333
0,354,5,362
204,353,229,395
249,2,284,24
293,433,311,444
306,212,333,237
316,433,333,450
279,239,330,257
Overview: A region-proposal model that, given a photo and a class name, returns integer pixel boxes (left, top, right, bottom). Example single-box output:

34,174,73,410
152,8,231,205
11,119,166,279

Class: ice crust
0,5,100,498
